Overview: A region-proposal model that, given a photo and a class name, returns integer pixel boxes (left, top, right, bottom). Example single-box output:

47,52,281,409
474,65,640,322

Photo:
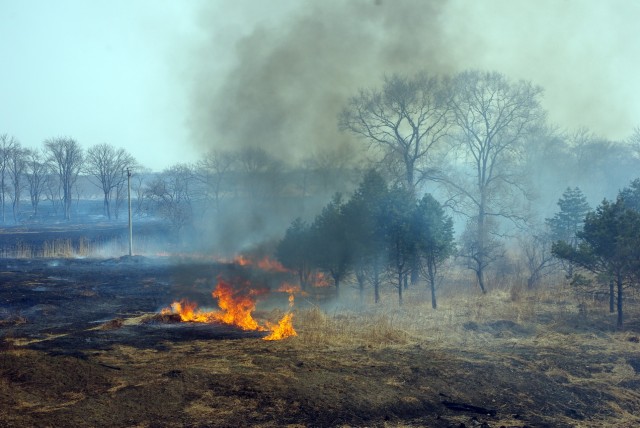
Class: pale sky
1,0,203,171
2,1,639,171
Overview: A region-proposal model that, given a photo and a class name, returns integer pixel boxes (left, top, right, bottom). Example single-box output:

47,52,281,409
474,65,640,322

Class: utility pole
127,168,133,256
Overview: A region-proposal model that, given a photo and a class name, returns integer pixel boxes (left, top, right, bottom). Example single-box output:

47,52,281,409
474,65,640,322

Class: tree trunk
1,179,5,223
374,264,380,304
332,272,340,298
609,279,615,313
428,262,437,309
476,192,487,293
356,270,365,304
104,192,111,219
398,271,403,306
476,268,486,294
616,273,623,329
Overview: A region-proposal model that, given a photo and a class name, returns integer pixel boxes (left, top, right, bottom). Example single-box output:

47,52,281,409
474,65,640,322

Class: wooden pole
127,168,133,256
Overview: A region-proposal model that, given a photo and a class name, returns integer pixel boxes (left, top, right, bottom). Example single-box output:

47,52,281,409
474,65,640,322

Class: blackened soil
1,257,639,427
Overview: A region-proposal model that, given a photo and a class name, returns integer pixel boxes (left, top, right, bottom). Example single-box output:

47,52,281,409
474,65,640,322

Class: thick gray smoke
186,0,640,159
187,0,454,162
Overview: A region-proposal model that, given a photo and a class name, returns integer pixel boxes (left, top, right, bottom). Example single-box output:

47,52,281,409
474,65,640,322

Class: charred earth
1,229,640,427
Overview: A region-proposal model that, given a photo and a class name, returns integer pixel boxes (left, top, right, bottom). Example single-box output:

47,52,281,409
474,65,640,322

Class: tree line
276,170,454,308
0,135,138,222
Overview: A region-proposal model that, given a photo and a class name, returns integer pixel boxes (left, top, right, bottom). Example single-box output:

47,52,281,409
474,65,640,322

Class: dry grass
285,282,640,427
0,235,164,259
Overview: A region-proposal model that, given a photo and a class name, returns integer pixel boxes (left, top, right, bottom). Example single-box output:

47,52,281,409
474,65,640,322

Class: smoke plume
186,0,640,161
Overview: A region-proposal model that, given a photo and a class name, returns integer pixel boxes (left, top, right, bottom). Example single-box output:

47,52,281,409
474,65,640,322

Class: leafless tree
236,146,284,201
339,72,452,194
0,134,18,223
44,172,62,216
195,149,236,213
45,137,84,220
84,143,137,220
307,145,360,195
519,227,557,288
24,148,49,218
132,166,151,216
447,70,544,293
146,163,196,233
7,142,27,223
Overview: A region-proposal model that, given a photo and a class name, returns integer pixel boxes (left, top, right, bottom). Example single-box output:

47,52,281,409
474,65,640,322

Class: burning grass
2,257,639,427
159,278,297,340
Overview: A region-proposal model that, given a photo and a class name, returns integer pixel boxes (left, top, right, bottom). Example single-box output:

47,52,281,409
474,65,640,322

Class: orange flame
211,279,265,331
277,282,301,294
161,278,297,340
160,300,217,323
256,256,289,272
232,254,252,267
312,272,331,287
264,313,297,341
227,254,290,273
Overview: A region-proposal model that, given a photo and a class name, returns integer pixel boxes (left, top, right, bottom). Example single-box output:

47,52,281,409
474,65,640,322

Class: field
1,227,640,427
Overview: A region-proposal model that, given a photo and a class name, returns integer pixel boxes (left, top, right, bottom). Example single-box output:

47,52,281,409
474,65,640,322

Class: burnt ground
0,251,639,427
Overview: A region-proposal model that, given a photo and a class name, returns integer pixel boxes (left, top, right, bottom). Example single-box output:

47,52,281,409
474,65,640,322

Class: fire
256,256,289,272
277,282,301,307
312,271,331,287
229,254,290,273
232,254,252,267
161,278,297,340
277,282,301,294
264,313,297,341
160,300,217,323
211,279,265,331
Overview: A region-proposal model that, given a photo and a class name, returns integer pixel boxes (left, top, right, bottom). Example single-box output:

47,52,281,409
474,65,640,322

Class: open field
1,233,639,427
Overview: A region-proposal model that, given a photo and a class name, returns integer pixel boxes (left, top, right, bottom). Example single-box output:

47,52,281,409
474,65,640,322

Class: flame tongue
264,313,297,341
211,279,264,331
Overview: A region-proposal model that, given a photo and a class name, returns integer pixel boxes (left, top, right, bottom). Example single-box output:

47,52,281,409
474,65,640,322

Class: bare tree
519,227,556,288
24,148,49,218
195,149,236,213
0,134,18,223
447,70,544,293
45,137,84,220
84,143,137,220
132,166,151,216
7,142,27,223
236,146,284,202
339,72,451,194
146,163,196,233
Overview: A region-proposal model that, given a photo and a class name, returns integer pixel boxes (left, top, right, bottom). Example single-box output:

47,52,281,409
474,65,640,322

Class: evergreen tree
619,178,640,211
342,169,388,303
310,194,352,296
414,194,455,309
552,197,640,328
276,218,313,290
546,187,590,277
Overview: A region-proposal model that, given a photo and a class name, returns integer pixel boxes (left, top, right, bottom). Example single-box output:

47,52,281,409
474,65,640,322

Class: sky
2,0,639,171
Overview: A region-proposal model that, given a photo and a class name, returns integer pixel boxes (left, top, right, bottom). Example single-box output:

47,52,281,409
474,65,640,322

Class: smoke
176,0,640,253
185,0,640,161
187,0,453,163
